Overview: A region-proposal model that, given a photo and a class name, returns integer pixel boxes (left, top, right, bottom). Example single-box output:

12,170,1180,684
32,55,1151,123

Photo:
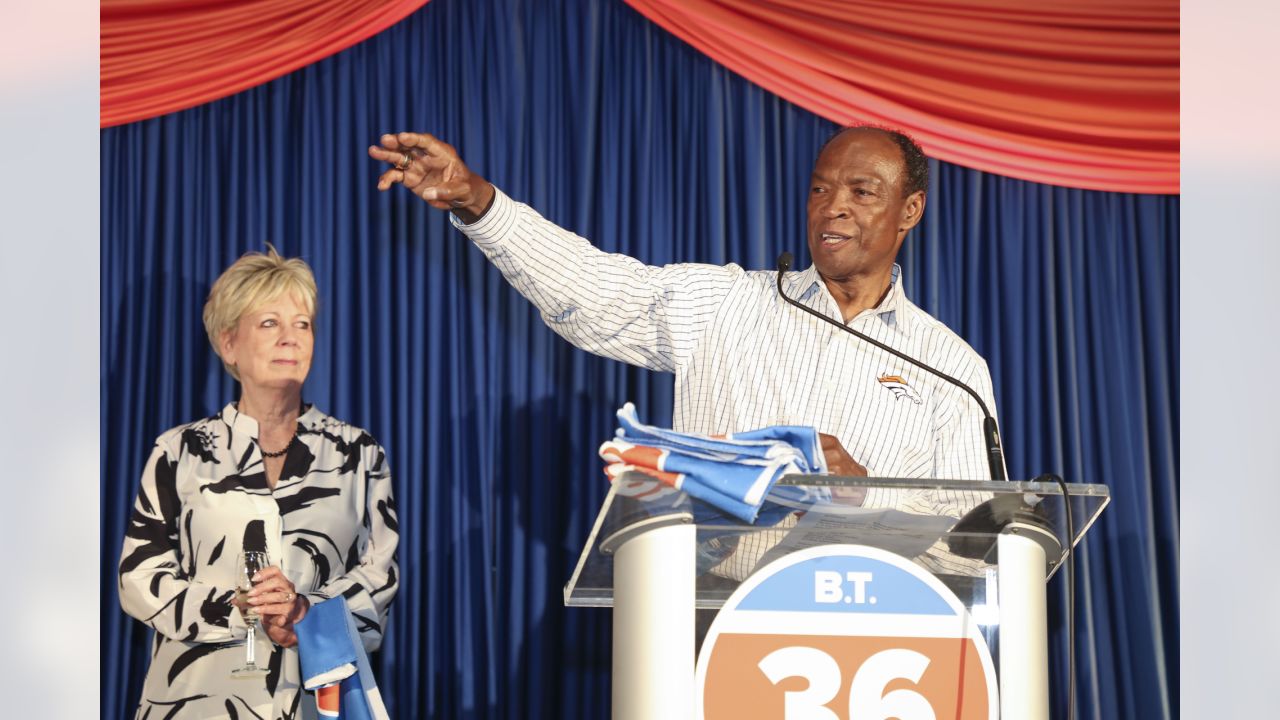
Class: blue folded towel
294,596,390,720
599,403,827,523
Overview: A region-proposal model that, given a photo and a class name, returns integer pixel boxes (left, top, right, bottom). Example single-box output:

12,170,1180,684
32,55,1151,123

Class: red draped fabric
624,0,1178,193
101,0,1178,192
100,0,431,128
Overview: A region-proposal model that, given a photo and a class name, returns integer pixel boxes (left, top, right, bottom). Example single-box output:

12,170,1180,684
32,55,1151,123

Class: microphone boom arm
775,252,1007,481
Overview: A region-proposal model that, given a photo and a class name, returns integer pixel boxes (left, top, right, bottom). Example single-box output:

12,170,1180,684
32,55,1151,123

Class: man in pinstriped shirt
368,126,1003,501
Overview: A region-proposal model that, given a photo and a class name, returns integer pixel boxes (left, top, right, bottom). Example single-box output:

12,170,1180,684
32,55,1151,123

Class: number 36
757,646,936,720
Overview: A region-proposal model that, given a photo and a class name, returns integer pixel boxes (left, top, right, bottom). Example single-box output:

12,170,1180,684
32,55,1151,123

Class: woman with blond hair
118,246,399,719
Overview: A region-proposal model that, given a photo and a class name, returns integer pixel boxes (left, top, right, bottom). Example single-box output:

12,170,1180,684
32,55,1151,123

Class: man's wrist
450,180,496,225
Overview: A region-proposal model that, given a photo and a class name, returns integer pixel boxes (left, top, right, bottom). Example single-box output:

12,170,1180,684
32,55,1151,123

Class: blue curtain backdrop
100,0,1179,717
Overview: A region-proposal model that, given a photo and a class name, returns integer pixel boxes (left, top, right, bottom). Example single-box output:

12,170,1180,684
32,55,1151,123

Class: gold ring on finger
396,152,412,171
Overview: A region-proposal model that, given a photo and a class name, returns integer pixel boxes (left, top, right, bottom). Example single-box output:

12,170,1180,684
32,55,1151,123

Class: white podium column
612,521,695,720
997,525,1054,720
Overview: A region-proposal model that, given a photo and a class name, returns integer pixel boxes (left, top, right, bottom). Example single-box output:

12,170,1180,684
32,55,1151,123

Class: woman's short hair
202,245,318,380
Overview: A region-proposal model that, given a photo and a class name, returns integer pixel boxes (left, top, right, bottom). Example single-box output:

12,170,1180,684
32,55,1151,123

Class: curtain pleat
101,0,1178,717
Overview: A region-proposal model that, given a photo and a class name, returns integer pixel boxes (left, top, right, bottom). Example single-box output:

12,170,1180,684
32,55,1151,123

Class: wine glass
230,550,271,678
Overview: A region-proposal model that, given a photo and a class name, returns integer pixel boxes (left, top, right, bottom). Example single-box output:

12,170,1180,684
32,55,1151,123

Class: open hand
368,132,494,222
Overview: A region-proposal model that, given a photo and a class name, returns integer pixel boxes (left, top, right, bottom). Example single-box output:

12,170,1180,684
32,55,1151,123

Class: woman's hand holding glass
244,566,309,649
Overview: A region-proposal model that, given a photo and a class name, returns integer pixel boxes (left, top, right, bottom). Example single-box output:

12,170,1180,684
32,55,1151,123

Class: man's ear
900,190,926,233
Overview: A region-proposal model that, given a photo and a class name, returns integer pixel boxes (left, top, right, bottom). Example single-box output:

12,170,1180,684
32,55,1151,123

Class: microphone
775,252,1007,480
242,519,268,553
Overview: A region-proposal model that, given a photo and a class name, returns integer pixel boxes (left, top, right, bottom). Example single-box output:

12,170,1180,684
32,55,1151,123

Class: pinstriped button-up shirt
455,188,1003,492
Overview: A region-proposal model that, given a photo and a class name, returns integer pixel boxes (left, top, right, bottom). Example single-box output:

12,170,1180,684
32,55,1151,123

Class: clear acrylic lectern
565,475,1110,720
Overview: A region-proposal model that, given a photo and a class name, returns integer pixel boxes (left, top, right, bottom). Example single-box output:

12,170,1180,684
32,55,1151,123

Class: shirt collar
790,263,913,337
221,402,259,438
221,401,323,437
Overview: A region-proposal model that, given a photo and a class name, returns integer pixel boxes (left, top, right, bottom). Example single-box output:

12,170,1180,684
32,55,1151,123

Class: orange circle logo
697,544,997,719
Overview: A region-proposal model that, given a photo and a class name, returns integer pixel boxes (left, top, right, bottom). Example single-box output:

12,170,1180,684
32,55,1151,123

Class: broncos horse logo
878,374,923,405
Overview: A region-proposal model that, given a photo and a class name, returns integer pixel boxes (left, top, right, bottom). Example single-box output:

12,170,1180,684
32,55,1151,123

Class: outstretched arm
367,130,741,374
